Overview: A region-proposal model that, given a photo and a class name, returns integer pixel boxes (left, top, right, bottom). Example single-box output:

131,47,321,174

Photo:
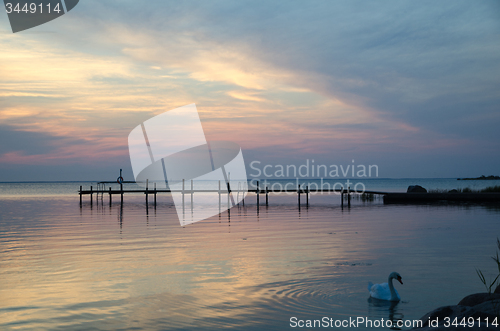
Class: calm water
0,178,498,198
0,182,500,330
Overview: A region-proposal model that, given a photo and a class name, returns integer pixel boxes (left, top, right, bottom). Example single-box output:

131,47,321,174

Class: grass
481,185,500,193
360,193,374,201
428,186,500,193
428,188,474,193
476,238,500,319
476,238,500,294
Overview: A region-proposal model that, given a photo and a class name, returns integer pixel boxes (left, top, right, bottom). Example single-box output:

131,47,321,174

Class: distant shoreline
458,175,500,180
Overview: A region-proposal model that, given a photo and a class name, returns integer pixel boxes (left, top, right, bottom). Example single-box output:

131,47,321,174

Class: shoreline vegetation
458,175,500,180
383,185,500,204
428,186,500,193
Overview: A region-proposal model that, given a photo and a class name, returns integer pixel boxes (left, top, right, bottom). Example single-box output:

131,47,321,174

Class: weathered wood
306,185,309,208
265,186,268,206
256,181,260,206
347,186,351,208
298,184,301,208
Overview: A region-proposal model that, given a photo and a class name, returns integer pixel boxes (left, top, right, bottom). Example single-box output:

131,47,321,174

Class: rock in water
407,185,427,193
410,292,500,330
458,293,500,307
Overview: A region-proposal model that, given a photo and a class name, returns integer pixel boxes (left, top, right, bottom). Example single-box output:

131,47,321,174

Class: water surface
0,190,499,330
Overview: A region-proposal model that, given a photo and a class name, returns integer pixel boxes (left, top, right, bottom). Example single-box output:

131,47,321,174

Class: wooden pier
79,180,389,209
79,181,500,209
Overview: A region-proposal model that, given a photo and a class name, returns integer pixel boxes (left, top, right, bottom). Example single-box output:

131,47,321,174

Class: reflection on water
368,298,404,330
1,197,500,330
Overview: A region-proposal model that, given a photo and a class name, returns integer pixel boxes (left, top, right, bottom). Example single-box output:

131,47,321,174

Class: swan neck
388,276,397,300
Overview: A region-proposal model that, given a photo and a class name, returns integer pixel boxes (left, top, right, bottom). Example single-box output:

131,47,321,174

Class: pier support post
298,184,301,209
256,181,260,206
256,181,260,214
90,186,93,206
227,181,230,210
79,186,82,207
306,185,309,208
109,187,112,206
341,188,344,209
347,186,351,208
265,186,269,207
145,179,149,205
154,183,157,208
218,180,221,216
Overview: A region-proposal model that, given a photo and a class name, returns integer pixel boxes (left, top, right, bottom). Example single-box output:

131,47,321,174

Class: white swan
368,272,403,302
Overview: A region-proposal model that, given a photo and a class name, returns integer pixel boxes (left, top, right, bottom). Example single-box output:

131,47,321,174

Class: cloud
0,0,499,178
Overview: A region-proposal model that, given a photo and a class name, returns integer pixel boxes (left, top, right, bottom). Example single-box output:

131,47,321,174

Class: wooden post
182,179,185,216
120,182,123,205
341,188,344,208
306,185,309,208
154,183,157,208
218,180,221,215
226,176,231,221
265,186,269,206
146,179,149,205
90,186,93,206
298,184,301,208
256,181,260,206
347,186,351,207
109,187,112,206
241,184,244,207
79,185,82,206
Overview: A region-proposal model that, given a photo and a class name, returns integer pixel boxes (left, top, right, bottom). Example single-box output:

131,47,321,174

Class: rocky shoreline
410,286,500,330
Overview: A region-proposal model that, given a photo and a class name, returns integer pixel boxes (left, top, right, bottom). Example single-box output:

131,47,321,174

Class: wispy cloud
0,0,499,178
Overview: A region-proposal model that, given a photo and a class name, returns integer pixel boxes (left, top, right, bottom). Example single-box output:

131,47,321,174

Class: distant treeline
457,175,500,180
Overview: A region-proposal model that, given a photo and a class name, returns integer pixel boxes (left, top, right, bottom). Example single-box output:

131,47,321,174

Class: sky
0,0,499,181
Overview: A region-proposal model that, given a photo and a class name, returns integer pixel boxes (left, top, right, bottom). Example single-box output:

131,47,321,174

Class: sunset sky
0,0,499,181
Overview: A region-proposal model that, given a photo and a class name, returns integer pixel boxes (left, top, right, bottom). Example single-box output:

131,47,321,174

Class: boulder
458,293,500,307
407,185,427,193
410,293,500,330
